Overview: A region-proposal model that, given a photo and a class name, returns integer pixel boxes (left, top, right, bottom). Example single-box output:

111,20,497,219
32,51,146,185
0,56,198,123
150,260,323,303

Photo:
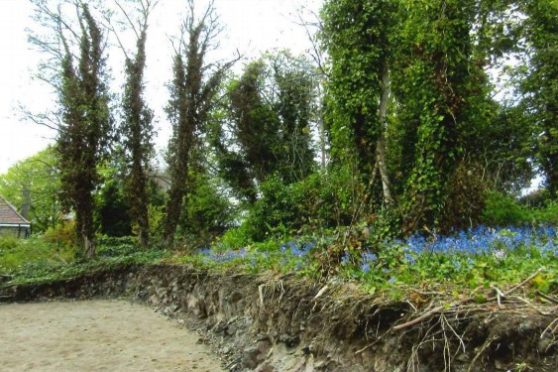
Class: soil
0,300,224,372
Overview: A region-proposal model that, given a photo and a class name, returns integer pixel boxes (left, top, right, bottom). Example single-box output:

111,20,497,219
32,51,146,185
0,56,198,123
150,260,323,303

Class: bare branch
19,105,65,134
295,7,329,78
114,0,140,39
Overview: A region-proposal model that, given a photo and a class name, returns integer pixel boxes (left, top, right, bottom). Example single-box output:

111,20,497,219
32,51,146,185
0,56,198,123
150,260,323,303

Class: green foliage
519,0,558,197
42,221,77,249
96,236,138,257
321,0,396,175
397,0,479,231
212,53,317,203
0,234,167,287
55,4,113,257
482,191,532,226
0,147,62,232
0,236,19,252
163,3,231,244
532,201,558,225
482,191,558,226
120,24,154,247
242,176,304,241
216,224,253,251
0,235,76,275
96,163,132,237
441,162,487,231
179,172,235,244
240,170,361,241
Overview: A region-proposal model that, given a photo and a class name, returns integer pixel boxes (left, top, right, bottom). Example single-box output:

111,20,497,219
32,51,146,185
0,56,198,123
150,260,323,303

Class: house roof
0,196,30,226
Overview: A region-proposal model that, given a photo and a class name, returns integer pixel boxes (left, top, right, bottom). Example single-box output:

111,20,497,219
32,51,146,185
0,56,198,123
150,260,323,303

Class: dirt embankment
1,264,557,371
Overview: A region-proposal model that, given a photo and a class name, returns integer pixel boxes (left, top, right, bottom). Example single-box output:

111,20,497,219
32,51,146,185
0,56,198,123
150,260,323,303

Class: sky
0,0,323,173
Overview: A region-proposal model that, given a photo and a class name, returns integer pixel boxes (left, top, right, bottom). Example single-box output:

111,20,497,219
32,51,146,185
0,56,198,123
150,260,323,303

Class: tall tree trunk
78,192,96,258
132,158,150,247
376,64,394,206
163,152,189,245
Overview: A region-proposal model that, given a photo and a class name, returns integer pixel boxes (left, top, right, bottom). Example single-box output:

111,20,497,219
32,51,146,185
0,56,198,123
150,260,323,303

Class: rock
257,333,272,342
314,360,328,370
254,362,275,372
242,340,272,369
278,334,300,348
242,346,262,369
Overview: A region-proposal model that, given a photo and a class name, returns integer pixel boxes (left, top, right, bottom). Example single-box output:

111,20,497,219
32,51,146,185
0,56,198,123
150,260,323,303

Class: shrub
532,200,558,225
242,170,360,242
43,221,77,248
0,235,19,252
180,173,236,244
0,236,75,274
216,224,253,251
481,190,532,226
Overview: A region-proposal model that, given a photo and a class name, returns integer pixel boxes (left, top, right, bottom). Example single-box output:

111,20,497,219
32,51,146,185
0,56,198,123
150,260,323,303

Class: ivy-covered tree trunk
56,5,112,258
164,55,193,244
398,0,477,231
321,0,396,205
122,28,154,248
163,1,231,245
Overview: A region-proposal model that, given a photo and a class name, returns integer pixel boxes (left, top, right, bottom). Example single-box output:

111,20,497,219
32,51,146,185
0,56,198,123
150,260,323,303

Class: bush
43,221,77,248
532,200,558,225
179,173,236,244
216,224,253,251
0,235,19,252
241,170,359,242
0,236,75,274
481,191,532,226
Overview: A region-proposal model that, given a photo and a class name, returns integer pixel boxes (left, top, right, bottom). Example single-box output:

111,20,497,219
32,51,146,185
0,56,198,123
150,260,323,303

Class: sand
0,300,224,372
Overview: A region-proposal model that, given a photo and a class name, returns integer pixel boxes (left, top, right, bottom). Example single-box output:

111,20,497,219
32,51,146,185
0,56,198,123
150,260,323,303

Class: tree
271,53,317,184
30,1,113,257
163,0,234,244
321,0,397,206
395,0,479,231
109,0,157,247
228,60,281,187
519,0,558,197
0,147,62,232
211,54,317,202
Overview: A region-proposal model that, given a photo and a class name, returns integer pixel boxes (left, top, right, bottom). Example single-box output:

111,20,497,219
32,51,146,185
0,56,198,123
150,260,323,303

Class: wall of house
0,226,30,238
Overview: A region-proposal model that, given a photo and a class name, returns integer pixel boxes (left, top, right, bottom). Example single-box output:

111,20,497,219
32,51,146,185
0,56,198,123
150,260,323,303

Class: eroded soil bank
1,264,557,371
0,300,223,372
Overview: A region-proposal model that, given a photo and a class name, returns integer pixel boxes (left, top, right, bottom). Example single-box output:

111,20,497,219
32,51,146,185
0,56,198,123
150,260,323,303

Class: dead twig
541,317,558,339
467,336,495,372
504,268,544,296
537,291,558,305
393,305,445,331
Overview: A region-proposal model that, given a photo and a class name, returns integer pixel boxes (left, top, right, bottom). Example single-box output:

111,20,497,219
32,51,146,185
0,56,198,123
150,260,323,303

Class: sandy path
0,300,224,372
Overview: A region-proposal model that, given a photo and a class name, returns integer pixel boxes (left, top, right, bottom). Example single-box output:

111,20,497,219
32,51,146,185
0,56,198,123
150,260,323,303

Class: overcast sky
0,0,323,173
